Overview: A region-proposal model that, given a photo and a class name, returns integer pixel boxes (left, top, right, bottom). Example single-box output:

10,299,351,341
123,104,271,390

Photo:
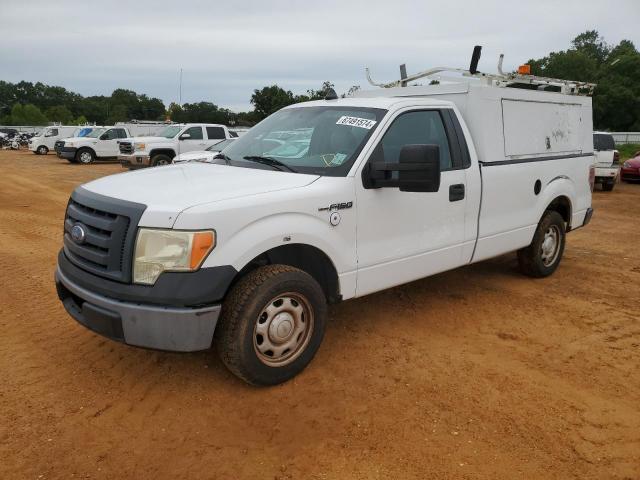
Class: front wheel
76,148,95,164
151,154,172,166
214,265,327,386
517,210,566,278
37,145,48,155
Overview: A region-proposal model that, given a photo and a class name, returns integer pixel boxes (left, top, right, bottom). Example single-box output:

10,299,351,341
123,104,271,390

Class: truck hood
81,164,320,227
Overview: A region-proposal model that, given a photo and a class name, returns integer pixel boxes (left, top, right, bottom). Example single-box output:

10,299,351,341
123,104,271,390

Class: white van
29,126,79,155
55,51,595,385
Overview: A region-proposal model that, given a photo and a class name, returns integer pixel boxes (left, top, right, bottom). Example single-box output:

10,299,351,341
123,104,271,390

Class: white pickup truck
118,123,235,169
58,126,131,164
593,131,620,191
55,59,595,386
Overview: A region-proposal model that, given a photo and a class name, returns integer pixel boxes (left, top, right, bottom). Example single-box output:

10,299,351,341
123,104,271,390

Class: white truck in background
592,131,620,191
118,123,235,169
29,126,80,155
55,47,594,386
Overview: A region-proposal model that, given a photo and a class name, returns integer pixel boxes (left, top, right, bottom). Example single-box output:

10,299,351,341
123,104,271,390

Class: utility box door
502,99,583,157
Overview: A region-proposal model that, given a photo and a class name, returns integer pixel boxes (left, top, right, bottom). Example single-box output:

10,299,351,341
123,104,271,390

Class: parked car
118,123,235,169
55,60,594,386
58,126,131,164
593,131,620,191
29,126,80,155
55,126,104,157
621,152,640,182
172,138,236,164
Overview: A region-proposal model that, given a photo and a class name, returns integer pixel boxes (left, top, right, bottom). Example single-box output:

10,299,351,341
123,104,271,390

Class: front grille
119,141,134,155
54,140,64,152
63,188,146,283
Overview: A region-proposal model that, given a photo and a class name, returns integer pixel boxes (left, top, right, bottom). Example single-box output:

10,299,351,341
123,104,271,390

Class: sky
1,0,638,112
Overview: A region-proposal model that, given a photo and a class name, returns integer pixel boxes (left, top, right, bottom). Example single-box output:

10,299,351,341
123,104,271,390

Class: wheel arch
232,243,341,304
149,148,177,160
545,195,572,230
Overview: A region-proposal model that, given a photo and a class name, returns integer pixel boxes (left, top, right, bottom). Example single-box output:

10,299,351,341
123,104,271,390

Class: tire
66,158,78,164
517,210,566,278
76,148,95,164
151,154,172,166
37,145,48,155
602,178,615,191
214,265,327,386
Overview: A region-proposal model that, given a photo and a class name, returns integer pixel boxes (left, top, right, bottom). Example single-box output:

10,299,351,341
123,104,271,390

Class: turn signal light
518,65,531,75
190,231,215,269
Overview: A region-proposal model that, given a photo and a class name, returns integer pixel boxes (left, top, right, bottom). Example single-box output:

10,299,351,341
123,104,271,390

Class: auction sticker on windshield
336,116,377,129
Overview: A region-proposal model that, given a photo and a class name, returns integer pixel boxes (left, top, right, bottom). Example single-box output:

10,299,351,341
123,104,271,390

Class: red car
621,152,640,182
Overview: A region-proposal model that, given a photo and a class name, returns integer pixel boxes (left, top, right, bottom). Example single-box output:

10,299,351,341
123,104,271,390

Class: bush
616,143,640,160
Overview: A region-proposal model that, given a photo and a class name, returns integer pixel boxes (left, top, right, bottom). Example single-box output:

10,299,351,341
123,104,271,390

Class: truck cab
118,123,233,169
593,131,620,191
58,126,130,164
55,59,595,386
29,126,79,155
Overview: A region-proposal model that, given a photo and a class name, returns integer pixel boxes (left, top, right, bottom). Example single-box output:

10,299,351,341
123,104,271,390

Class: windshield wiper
242,156,297,173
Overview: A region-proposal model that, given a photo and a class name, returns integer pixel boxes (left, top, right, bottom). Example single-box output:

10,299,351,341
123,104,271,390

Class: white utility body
118,123,235,169
55,49,595,385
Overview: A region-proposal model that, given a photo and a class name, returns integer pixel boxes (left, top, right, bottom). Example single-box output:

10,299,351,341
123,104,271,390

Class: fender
537,176,576,228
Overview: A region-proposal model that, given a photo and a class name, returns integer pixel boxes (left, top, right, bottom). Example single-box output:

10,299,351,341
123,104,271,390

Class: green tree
73,115,89,125
250,85,296,119
45,105,74,124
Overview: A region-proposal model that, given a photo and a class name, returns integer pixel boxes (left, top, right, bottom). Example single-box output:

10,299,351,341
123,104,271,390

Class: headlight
133,228,216,285
623,161,630,168
134,143,146,151
66,141,75,147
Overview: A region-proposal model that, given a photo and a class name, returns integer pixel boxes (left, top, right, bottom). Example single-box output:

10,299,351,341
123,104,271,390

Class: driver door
96,128,121,157
178,126,207,154
355,108,469,297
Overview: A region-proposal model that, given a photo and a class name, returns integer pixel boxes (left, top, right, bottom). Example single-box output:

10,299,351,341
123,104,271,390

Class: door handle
449,184,465,202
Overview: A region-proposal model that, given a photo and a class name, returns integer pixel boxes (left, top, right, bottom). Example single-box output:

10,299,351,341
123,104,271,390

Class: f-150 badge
318,201,353,212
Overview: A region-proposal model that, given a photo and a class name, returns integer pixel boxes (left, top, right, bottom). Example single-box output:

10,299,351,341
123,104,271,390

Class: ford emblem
71,223,87,244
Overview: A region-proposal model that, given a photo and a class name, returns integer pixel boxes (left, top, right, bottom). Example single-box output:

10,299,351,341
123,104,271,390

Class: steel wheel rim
156,159,169,165
253,292,314,367
79,151,92,163
541,225,561,266
38,147,46,154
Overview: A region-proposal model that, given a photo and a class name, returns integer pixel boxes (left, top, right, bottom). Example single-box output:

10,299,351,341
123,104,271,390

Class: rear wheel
151,154,172,166
214,265,327,386
76,148,95,164
517,210,566,278
602,178,615,191
37,145,48,155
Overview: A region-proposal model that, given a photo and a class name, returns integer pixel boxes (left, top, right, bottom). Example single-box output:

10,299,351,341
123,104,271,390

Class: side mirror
179,133,191,140
363,144,441,192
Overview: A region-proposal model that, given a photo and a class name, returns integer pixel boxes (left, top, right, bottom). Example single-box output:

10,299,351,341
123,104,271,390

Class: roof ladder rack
365,46,596,96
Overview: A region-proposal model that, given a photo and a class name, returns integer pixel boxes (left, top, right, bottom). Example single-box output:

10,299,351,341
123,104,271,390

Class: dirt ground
0,148,638,480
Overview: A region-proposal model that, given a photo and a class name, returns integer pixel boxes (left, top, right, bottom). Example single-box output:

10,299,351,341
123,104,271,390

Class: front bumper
56,266,221,352
59,147,78,160
621,167,640,181
119,154,151,169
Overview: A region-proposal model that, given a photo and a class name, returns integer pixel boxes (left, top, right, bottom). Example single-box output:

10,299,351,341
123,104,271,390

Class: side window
229,131,239,138
103,129,119,140
116,129,128,139
377,110,452,170
47,129,59,137
206,126,226,140
183,126,203,140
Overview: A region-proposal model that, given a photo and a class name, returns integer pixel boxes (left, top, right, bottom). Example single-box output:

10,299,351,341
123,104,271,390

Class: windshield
206,139,234,151
86,128,107,138
221,106,386,176
157,125,182,138
593,133,615,151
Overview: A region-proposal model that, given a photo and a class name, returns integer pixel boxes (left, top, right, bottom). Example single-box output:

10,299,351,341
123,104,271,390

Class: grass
616,143,640,161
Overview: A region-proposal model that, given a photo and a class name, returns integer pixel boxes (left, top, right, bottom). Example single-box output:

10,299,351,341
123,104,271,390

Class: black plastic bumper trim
57,250,237,307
